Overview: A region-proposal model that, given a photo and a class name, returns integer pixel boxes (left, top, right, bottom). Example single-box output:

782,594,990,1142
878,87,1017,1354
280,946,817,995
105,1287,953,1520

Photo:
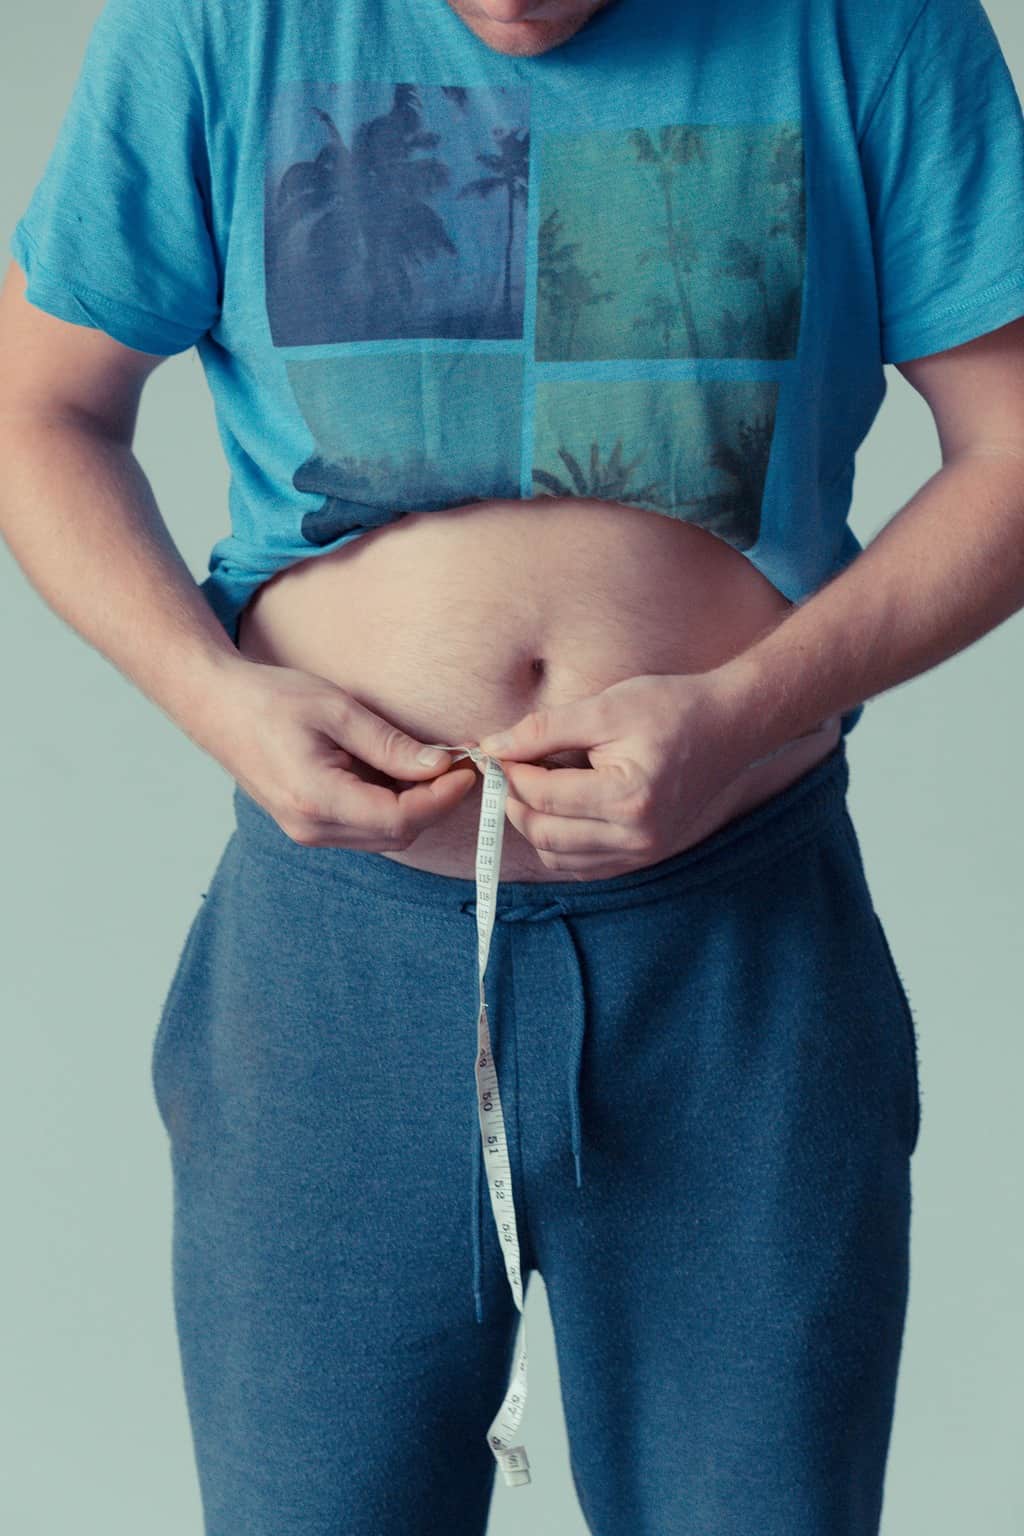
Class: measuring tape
419,743,532,1487
417,714,840,1486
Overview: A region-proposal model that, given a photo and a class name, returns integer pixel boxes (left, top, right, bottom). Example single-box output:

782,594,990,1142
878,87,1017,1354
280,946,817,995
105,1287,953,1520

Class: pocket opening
150,897,208,1132
872,911,922,1156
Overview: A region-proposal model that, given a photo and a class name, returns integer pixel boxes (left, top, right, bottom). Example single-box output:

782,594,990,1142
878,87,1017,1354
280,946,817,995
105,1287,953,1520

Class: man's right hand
207,659,479,850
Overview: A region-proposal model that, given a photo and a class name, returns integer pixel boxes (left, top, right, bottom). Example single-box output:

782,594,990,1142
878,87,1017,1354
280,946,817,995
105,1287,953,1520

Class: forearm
712,448,1024,763
0,415,247,758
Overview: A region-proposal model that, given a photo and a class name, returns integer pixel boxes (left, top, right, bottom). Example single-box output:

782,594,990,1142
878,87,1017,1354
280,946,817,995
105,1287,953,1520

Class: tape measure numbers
419,743,532,1487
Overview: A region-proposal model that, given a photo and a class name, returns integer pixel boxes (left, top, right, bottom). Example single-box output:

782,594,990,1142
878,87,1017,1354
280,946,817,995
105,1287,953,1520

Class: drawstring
463,895,585,1325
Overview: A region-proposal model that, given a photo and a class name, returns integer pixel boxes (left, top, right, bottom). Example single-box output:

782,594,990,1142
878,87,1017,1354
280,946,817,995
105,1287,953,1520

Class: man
2,0,1024,1531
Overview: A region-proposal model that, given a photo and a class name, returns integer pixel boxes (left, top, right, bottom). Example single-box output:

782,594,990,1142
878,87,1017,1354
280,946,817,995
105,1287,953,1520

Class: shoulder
86,0,254,90
820,0,933,136
90,0,246,54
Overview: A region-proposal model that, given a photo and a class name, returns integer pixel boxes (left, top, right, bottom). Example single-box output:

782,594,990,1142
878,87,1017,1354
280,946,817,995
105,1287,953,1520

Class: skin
443,0,619,57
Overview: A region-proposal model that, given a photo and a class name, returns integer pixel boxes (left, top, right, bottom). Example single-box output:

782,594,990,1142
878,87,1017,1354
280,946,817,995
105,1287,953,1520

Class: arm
0,259,245,762
711,316,1024,764
0,260,477,843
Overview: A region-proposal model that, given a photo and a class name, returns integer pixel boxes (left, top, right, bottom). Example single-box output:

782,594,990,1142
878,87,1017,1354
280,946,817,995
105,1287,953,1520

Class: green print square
531,378,779,551
285,351,524,547
536,122,805,361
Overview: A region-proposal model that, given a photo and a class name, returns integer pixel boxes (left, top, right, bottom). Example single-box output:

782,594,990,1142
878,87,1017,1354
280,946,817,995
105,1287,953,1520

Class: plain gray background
2,2,1022,1532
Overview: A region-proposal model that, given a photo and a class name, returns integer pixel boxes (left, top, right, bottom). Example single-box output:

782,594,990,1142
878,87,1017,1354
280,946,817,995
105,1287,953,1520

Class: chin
483,29,582,55
453,7,594,55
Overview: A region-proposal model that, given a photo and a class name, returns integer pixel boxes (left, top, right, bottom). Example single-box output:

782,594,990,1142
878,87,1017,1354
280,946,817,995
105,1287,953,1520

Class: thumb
478,695,601,760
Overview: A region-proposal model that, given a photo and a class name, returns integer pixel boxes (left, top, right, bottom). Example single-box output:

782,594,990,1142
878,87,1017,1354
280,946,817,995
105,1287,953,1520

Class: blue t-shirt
10,0,1024,743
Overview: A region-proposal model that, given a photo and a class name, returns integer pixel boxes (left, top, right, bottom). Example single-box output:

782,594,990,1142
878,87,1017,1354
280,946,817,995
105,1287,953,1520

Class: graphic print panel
537,123,805,361
532,379,779,551
265,81,531,345
287,352,524,546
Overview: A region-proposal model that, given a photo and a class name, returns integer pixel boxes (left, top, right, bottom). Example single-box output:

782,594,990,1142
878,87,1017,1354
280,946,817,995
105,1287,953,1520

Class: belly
235,496,840,878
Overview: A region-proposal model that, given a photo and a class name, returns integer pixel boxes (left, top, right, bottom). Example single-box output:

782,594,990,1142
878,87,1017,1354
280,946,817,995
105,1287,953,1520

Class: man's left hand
475,671,754,879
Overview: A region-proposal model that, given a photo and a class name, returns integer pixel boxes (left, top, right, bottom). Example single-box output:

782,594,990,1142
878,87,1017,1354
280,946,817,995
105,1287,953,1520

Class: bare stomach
235,496,841,880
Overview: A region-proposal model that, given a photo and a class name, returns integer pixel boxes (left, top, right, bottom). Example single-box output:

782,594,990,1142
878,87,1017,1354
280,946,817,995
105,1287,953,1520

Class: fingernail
480,733,511,754
417,747,444,766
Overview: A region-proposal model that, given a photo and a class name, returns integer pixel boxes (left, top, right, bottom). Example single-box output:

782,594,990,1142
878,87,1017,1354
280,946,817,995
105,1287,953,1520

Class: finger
312,690,458,782
306,764,477,841
533,853,638,879
396,764,480,820
503,795,641,859
477,693,612,762
499,759,630,822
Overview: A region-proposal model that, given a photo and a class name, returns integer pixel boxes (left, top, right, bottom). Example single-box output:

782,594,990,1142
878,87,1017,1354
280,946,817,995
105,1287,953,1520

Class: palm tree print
296,446,507,546
532,439,664,503
631,289,685,353
271,85,454,336
627,125,709,356
718,236,774,346
669,408,775,548
712,126,806,354
266,81,529,342
535,121,805,359
767,125,805,251
457,127,530,331
532,379,776,550
536,208,615,359
285,346,523,548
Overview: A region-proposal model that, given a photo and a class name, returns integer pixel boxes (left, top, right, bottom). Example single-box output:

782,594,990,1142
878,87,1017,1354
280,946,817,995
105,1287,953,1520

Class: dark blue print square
266,81,531,345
